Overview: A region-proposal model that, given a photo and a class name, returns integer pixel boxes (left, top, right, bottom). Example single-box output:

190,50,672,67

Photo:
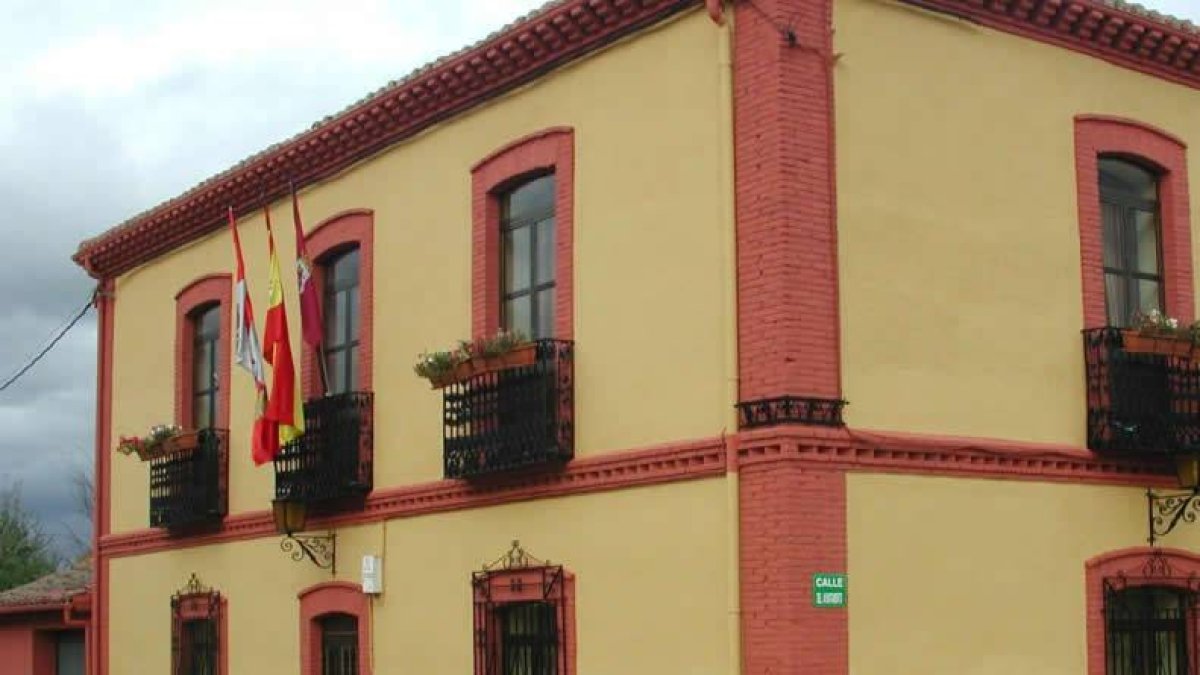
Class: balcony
443,339,574,479
149,428,228,531
1083,327,1200,455
274,391,374,505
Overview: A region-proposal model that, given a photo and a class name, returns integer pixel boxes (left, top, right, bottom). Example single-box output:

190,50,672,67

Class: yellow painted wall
847,472,1200,674
108,9,735,532
835,0,1200,444
108,478,731,674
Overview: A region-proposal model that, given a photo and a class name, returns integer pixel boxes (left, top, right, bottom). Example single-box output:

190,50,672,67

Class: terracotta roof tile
0,559,91,608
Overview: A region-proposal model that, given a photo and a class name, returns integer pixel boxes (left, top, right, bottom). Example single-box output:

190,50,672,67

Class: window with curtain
499,602,559,675
322,248,360,395
501,174,556,340
191,304,220,429
1101,157,1164,327
320,613,359,675
1106,585,1194,675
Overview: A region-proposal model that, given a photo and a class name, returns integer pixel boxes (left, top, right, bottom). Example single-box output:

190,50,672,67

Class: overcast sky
2,0,1199,559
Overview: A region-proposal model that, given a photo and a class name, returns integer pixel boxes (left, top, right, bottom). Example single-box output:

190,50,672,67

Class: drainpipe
714,3,742,673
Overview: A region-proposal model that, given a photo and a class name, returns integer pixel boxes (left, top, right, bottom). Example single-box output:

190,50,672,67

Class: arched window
1105,585,1195,674
1101,157,1164,327
321,248,361,395
500,173,557,339
190,304,221,429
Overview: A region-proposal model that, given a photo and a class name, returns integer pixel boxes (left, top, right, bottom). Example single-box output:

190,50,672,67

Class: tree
0,484,57,592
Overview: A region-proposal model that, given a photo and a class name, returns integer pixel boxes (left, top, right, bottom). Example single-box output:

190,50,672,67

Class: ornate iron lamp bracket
280,532,337,575
1147,487,1200,545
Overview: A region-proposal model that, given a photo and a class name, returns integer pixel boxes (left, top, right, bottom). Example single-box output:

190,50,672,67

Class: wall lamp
1147,454,1200,545
272,498,336,575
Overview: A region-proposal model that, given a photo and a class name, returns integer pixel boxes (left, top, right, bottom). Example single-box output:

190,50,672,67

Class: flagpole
317,344,331,398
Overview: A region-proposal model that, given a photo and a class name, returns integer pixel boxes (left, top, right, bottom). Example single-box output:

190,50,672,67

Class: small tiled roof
0,559,91,609
1100,0,1198,34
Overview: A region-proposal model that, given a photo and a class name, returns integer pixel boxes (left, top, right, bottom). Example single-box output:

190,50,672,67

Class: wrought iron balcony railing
1083,327,1200,455
443,340,574,479
274,391,374,504
149,428,228,531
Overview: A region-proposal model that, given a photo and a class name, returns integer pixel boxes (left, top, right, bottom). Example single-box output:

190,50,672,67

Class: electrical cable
0,288,97,394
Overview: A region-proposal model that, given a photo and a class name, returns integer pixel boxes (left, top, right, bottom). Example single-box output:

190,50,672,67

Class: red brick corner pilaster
470,127,575,340
739,457,847,674
733,0,840,401
1085,547,1200,675
298,582,372,675
174,274,232,429
1075,115,1193,327
299,208,375,398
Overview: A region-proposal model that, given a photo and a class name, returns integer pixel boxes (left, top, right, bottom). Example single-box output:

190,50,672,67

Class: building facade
73,0,1200,673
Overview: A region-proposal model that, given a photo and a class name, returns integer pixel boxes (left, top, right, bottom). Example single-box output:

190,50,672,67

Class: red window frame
175,274,232,429
471,127,575,340
300,209,374,400
472,565,576,675
1075,115,1193,327
298,581,372,675
1086,547,1200,675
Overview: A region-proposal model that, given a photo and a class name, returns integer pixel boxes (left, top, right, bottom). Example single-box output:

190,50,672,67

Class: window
191,304,221,429
54,630,84,675
472,543,575,675
501,174,556,339
1106,585,1194,674
170,576,225,675
471,127,574,341
320,613,359,675
301,209,373,399
175,274,231,430
1074,115,1194,329
322,249,361,395
299,582,371,675
1101,158,1164,327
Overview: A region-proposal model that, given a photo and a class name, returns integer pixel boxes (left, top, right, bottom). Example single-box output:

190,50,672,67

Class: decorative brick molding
739,463,847,674
897,0,1200,93
300,208,374,398
298,582,371,675
471,127,575,340
174,274,232,429
1085,547,1200,675
72,1,696,280
1075,115,1193,326
733,0,841,401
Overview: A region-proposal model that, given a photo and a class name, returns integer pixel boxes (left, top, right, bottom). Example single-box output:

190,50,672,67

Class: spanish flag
262,205,304,450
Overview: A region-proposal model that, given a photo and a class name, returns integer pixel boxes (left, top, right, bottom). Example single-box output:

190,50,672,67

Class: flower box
415,330,536,389
1122,331,1200,359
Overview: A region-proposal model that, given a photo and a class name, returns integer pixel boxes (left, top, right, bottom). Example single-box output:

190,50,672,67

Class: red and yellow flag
262,206,304,448
228,208,277,464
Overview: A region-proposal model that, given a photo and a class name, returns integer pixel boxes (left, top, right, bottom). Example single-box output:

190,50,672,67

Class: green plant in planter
413,350,461,382
413,330,530,387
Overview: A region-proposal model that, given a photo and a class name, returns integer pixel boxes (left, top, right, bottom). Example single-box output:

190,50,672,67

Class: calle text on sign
812,572,847,608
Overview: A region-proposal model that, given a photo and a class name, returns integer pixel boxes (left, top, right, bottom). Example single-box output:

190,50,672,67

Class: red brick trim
174,274,233,429
300,209,374,398
739,463,847,674
1075,115,1193,326
73,0,696,280
171,592,228,675
1085,547,1200,675
733,0,841,401
298,582,371,675
473,567,576,675
471,127,575,340
92,280,114,675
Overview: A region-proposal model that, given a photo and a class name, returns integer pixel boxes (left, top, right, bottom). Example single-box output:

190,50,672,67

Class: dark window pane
320,613,358,675
347,346,359,394
183,619,217,675
500,602,558,675
1138,280,1163,318
1106,273,1128,327
505,295,532,337
55,630,84,675
347,289,360,345
1106,586,1191,675
194,305,220,340
504,175,555,227
535,288,555,340
1101,158,1158,203
193,342,214,391
536,217,556,286
1103,203,1124,269
327,292,349,347
329,249,360,288
327,350,347,396
1134,210,1160,275
193,394,212,431
504,227,532,295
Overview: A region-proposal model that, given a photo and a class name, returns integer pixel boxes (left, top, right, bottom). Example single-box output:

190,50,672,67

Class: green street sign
812,573,847,608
